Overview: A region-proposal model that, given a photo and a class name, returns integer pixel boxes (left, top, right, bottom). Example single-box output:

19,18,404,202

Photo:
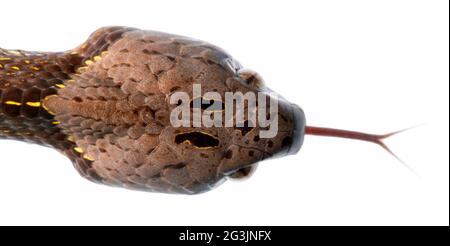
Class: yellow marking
24,60,31,64
93,56,102,62
180,139,218,150
0,64,3,68
196,146,218,150
8,50,22,56
0,57,12,61
5,101,22,106
66,79,75,83
83,154,95,161
55,83,65,88
101,51,109,57
30,66,40,71
84,60,93,65
26,101,41,107
6,72,15,76
67,136,75,142
11,66,20,71
74,147,84,154
52,121,60,125
42,95,58,115
77,66,87,73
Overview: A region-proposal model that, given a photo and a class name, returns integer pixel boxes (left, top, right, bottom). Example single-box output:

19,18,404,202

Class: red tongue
304,125,418,174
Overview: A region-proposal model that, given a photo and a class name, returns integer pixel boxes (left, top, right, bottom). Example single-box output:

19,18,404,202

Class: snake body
0,27,305,194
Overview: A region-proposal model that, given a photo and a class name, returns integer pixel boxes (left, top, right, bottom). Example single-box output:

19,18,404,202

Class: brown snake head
2,27,305,194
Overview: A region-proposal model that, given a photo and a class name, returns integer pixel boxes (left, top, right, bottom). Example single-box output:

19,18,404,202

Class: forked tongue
305,125,417,174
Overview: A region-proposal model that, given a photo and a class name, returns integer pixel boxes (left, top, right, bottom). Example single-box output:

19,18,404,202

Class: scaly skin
0,27,305,194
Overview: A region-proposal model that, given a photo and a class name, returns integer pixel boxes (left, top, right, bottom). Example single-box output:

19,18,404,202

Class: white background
0,0,448,225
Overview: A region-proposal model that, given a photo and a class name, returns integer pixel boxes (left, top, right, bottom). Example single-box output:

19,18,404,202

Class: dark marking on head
175,131,220,148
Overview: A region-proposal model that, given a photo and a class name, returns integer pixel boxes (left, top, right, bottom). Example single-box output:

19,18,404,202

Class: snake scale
0,26,306,194
1,26,402,194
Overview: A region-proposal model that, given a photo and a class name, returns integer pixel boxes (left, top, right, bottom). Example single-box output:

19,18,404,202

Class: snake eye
175,131,220,149
235,120,255,136
190,97,224,111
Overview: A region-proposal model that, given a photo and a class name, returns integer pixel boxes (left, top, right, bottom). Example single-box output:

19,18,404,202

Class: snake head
42,27,306,194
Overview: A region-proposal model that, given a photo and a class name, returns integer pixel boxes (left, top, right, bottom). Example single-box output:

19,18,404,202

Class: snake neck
0,48,83,148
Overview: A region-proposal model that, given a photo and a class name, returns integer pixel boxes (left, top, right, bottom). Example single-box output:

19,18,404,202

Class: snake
0,26,401,194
